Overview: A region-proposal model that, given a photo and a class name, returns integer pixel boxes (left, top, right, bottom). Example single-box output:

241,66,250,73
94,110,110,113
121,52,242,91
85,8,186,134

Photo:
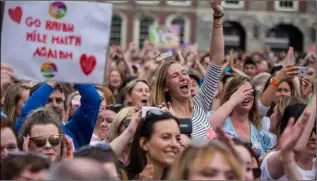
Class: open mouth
180,83,189,92
140,99,148,104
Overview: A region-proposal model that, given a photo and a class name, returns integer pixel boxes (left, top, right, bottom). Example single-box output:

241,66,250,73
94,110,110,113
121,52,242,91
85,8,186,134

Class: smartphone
141,107,161,119
178,118,192,136
156,51,173,62
297,67,309,77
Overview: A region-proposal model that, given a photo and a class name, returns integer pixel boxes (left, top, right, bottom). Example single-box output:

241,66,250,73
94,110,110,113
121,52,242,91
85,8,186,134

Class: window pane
110,15,122,46
171,17,185,44
139,16,154,49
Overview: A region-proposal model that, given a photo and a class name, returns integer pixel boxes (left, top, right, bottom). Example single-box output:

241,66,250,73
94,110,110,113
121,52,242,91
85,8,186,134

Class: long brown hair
220,76,261,129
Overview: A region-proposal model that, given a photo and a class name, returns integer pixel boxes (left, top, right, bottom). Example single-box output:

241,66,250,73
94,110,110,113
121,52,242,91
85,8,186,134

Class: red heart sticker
79,54,96,76
8,6,22,24
206,128,217,140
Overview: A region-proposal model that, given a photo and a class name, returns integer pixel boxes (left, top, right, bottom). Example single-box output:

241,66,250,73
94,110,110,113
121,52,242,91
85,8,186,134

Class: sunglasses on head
30,134,63,148
143,109,165,121
106,104,124,113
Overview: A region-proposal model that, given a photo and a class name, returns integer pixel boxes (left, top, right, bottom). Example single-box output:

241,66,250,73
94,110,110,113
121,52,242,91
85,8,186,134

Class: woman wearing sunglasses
167,139,242,180
126,109,181,180
151,0,223,141
18,108,70,162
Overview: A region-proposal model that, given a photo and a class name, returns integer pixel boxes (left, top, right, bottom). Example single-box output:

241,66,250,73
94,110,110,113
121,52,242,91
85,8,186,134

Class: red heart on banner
79,54,96,76
8,6,22,24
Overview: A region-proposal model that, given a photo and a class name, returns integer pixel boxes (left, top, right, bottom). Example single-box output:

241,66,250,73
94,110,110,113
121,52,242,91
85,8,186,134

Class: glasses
106,104,123,113
30,134,63,148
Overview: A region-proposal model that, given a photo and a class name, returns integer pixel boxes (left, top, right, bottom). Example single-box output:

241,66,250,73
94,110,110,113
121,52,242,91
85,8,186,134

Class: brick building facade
106,0,316,53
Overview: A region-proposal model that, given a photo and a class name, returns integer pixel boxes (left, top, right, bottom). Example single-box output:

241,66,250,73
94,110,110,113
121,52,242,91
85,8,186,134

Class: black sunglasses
106,104,124,113
144,109,164,120
30,134,63,148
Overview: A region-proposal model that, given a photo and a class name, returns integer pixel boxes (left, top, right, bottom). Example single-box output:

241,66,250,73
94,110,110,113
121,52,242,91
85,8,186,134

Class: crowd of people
1,0,316,180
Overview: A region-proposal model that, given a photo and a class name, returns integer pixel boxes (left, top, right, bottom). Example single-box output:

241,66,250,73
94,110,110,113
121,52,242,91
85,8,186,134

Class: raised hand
300,76,313,99
279,113,310,153
229,84,254,106
23,134,30,152
210,0,223,15
63,135,74,160
126,107,141,135
138,164,154,180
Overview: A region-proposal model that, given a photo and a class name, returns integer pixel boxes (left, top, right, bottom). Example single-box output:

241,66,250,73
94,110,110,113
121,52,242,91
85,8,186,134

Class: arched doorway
139,15,155,49
223,21,246,53
265,24,303,52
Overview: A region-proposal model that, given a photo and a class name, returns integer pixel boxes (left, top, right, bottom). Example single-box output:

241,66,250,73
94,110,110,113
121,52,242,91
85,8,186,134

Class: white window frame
135,1,160,5
110,13,127,49
166,0,191,6
165,14,190,44
274,0,298,11
134,14,159,50
222,0,244,9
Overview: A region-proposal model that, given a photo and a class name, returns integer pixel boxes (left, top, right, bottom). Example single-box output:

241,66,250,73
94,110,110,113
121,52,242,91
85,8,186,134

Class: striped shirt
191,63,222,139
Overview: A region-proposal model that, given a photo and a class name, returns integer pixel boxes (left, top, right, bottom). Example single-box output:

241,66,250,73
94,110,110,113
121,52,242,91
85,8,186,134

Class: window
110,15,122,46
171,17,185,44
223,0,244,9
139,16,155,49
135,1,159,5
166,0,191,6
274,0,298,11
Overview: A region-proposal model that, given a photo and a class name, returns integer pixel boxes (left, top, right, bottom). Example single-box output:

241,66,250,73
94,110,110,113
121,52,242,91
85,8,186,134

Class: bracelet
270,78,279,88
213,13,224,19
213,22,223,28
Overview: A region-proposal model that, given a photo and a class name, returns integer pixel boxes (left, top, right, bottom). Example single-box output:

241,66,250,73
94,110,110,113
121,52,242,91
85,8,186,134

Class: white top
261,152,316,180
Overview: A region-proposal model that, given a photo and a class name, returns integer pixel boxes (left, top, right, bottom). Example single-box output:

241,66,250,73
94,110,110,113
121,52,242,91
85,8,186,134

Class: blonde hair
168,140,243,180
151,60,192,109
220,76,261,129
108,106,135,141
122,79,149,106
